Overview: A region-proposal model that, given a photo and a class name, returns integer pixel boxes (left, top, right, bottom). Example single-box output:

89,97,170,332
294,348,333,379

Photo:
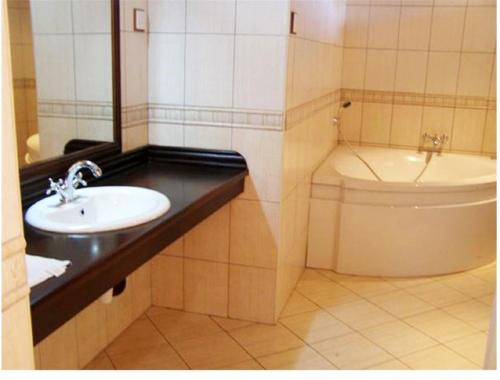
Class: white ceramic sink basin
25,186,171,233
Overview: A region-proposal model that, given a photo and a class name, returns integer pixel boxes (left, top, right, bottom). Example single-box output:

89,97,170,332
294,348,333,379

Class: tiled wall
30,0,114,158
277,0,346,314
341,0,496,155
147,0,290,324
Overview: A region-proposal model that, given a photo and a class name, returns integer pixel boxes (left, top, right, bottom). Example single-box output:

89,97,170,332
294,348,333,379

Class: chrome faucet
419,132,449,154
46,160,102,203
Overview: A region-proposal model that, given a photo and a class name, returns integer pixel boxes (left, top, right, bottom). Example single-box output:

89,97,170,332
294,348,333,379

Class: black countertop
23,146,247,344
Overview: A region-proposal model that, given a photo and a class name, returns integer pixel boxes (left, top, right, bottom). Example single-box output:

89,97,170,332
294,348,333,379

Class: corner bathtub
307,145,496,277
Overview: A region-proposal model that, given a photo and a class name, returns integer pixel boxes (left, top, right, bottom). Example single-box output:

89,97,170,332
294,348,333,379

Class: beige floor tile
219,359,263,369
314,269,353,283
468,263,496,284
404,310,479,343
368,290,435,318
172,331,251,369
444,332,488,366
312,332,393,369
399,345,479,370
108,342,188,369
84,351,114,370
146,307,222,343
437,273,494,298
297,281,362,308
477,294,495,306
257,346,336,370
334,276,397,297
405,282,471,308
296,269,331,286
368,359,409,370
443,300,493,331
279,291,319,318
279,310,353,344
229,323,304,358
211,316,255,331
361,320,437,357
326,300,396,330
106,316,166,356
383,276,434,289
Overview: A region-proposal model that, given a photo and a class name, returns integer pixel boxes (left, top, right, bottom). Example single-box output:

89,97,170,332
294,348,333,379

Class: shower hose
335,102,432,183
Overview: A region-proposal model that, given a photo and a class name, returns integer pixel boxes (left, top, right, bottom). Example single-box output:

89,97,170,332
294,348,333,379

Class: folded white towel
25,255,71,288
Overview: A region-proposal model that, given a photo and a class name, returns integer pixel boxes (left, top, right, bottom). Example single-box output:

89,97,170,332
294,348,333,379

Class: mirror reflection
7,0,114,167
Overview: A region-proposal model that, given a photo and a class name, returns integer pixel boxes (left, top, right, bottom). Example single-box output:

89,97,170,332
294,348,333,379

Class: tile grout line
143,311,192,370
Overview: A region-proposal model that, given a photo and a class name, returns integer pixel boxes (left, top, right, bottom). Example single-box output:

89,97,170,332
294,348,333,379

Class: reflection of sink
25,186,170,233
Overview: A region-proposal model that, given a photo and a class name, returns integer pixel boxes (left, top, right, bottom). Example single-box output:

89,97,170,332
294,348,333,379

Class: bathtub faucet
419,133,448,154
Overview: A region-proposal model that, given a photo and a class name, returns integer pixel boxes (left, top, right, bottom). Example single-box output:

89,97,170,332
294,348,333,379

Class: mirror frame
19,0,122,192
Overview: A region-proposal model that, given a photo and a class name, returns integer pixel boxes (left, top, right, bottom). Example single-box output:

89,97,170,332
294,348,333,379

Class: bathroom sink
25,186,171,233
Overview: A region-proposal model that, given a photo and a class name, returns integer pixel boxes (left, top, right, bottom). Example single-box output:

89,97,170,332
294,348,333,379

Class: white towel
25,255,71,288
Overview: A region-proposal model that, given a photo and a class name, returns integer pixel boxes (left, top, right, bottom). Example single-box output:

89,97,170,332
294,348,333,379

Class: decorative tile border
285,89,341,129
38,100,113,121
123,104,148,128
341,89,496,110
148,103,283,130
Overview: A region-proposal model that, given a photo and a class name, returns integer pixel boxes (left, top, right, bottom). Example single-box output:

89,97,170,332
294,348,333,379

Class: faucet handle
46,178,64,196
72,172,87,189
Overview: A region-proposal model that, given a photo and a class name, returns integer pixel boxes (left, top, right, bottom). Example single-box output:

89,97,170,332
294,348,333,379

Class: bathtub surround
341,0,496,155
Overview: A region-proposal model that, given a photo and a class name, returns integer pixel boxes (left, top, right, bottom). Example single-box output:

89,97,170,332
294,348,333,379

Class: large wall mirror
7,0,121,172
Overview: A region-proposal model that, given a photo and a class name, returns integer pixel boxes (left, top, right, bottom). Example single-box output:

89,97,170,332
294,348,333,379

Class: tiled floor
85,263,496,370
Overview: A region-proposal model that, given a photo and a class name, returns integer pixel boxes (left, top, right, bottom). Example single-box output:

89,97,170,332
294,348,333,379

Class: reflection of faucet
46,160,102,203
419,132,449,155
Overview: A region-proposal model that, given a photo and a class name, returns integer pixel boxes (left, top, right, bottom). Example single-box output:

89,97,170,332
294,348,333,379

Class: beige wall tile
390,105,423,147
151,255,183,309
339,101,362,142
462,6,496,52
342,48,366,89
75,300,107,368
422,106,454,150
159,237,184,257
451,108,487,152
398,6,432,50
131,262,152,320
364,49,397,91
430,6,466,51
344,5,370,47
457,53,495,97
184,205,229,263
394,51,428,93
230,200,279,269
228,265,276,323
361,102,392,145
38,319,79,369
104,279,134,344
482,110,496,154
367,5,401,49
307,199,338,269
426,52,460,95
184,259,228,317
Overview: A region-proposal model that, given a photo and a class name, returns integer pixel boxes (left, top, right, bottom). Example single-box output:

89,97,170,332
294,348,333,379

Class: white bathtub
307,145,496,277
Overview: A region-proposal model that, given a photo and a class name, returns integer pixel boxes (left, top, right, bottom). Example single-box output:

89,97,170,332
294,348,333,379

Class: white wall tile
185,34,234,107
457,53,495,97
31,0,73,34
124,32,148,106
184,126,232,150
33,35,75,100
149,123,184,147
367,5,400,49
425,52,460,95
72,0,111,34
236,0,289,35
149,0,186,33
148,34,185,105
74,34,112,102
186,0,235,34
234,35,287,111
344,5,370,48
394,51,428,93
398,6,432,50
342,48,366,89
